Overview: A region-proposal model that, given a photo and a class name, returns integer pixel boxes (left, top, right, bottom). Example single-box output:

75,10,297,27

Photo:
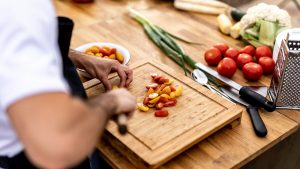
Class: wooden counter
54,0,300,168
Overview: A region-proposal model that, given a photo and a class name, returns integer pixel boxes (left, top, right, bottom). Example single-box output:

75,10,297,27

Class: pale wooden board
54,0,300,168
84,59,243,168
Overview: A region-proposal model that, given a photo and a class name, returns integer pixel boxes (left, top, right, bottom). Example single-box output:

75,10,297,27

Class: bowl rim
75,42,131,65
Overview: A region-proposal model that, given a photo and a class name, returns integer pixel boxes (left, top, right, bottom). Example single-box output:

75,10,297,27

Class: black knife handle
247,106,268,137
239,86,276,112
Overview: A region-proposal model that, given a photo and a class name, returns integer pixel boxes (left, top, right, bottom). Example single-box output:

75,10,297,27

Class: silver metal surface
221,86,248,106
191,69,233,101
268,31,300,109
196,62,242,91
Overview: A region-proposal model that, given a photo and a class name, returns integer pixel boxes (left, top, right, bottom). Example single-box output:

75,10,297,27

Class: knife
221,86,268,137
196,63,276,112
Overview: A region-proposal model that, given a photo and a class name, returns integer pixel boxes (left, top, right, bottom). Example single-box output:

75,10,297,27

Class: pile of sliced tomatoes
137,73,183,117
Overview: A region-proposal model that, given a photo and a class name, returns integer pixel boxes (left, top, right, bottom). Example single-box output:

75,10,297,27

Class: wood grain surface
84,59,242,168
54,0,300,168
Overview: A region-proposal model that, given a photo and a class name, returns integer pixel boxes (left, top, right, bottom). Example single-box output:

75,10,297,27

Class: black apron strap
57,16,87,99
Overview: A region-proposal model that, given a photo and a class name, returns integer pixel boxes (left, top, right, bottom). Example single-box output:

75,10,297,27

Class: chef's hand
108,88,136,118
89,88,136,119
69,49,133,90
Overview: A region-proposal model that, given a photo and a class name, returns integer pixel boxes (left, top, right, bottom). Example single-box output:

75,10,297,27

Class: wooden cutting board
84,59,243,169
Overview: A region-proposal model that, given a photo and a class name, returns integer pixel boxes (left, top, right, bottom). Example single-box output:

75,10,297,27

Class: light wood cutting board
84,59,243,169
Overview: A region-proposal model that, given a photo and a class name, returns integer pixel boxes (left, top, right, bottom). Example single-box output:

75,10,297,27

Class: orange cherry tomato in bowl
217,58,237,78
242,62,263,81
258,57,275,75
204,47,222,66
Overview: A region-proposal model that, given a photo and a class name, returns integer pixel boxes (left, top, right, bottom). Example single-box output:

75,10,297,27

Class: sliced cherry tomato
159,97,169,103
153,75,162,82
150,73,158,78
161,86,171,95
146,83,159,90
170,86,176,92
158,77,169,84
154,110,169,117
156,102,164,110
143,97,151,105
156,84,166,94
164,98,177,107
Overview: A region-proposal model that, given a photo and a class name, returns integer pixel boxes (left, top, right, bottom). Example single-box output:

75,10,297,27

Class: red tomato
146,83,158,90
236,53,254,69
164,98,177,107
150,73,158,79
154,110,169,117
239,45,255,56
153,75,163,82
217,58,237,78
204,47,222,66
99,48,110,56
170,86,176,92
255,45,272,60
158,77,169,84
109,48,117,55
224,48,239,61
258,57,275,75
143,97,150,105
159,97,169,103
155,102,164,110
242,63,263,81
213,43,229,54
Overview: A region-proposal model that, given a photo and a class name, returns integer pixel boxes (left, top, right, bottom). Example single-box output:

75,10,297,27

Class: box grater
268,31,300,109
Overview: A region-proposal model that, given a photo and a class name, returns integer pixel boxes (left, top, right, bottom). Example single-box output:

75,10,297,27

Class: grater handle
247,106,268,137
239,87,276,112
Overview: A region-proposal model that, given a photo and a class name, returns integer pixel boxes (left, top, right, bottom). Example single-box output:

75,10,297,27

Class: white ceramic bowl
75,42,131,65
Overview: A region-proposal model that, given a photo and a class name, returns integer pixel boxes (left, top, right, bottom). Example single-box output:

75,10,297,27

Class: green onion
129,8,202,75
129,8,221,89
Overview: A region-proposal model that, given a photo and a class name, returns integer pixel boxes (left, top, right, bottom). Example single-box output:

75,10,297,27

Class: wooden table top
54,0,300,168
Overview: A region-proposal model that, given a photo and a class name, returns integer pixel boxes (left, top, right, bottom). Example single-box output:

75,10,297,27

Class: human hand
107,88,136,118
69,49,133,90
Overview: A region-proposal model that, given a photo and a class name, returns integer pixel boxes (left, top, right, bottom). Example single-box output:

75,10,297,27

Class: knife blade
221,86,268,137
195,62,276,112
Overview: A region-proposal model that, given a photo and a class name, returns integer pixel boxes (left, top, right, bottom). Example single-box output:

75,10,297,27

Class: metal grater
268,32,300,109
